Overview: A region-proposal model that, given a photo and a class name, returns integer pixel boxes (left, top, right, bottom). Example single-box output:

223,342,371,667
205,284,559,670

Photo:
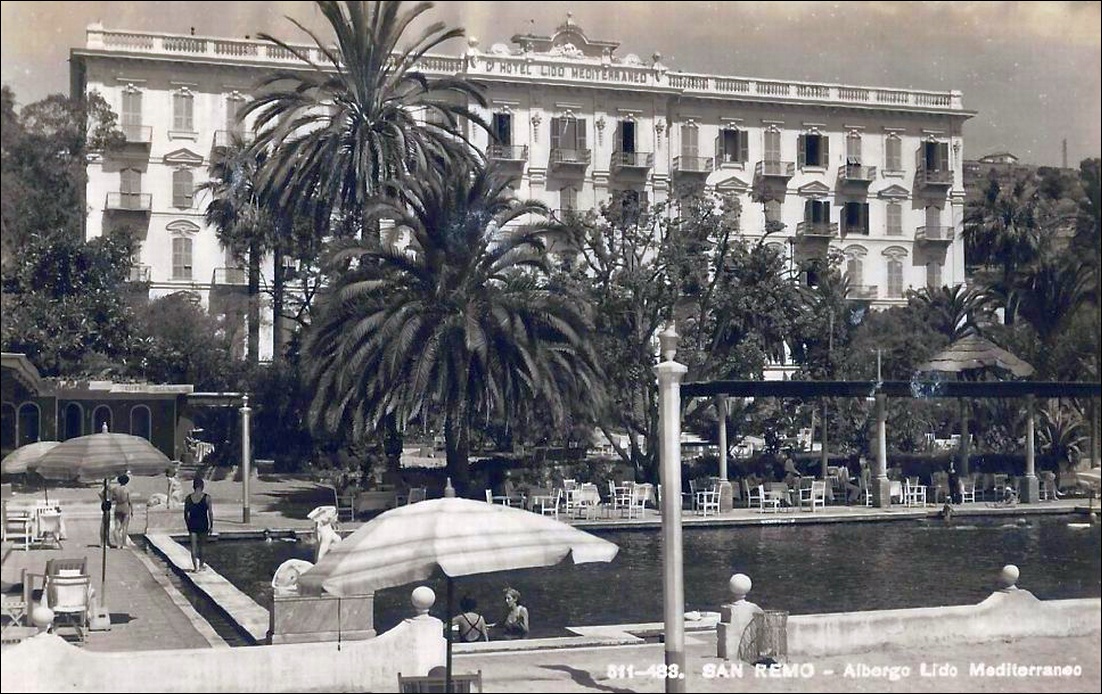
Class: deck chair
35,508,64,549
4,511,33,551
1,569,31,636
398,667,483,693
46,556,88,578
45,573,92,645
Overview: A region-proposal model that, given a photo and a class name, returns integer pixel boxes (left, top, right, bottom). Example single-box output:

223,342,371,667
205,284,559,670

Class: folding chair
45,573,92,645
4,511,33,551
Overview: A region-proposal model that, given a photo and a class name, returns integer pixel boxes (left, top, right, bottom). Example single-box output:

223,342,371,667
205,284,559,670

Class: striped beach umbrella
299,497,618,691
1,440,60,476
30,432,171,482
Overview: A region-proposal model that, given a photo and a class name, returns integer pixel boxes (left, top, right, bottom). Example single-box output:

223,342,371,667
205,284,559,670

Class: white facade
71,18,973,361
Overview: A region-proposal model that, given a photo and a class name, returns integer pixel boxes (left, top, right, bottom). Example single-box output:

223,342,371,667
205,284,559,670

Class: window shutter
550,117,561,150
577,119,587,152
861,203,870,233
715,133,722,162
797,134,806,167
621,121,634,152
739,130,749,163
821,135,829,167
804,200,813,224
938,142,949,170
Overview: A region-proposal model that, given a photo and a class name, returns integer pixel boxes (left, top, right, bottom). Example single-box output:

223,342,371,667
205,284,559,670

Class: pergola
681,379,1102,506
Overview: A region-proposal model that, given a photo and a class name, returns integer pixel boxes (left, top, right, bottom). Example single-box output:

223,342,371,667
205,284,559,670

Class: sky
1,1,1099,168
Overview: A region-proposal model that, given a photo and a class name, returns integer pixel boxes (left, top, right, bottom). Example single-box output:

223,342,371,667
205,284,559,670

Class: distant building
70,16,974,362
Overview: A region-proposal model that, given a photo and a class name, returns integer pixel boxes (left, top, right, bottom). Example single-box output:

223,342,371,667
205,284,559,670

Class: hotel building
71,16,974,362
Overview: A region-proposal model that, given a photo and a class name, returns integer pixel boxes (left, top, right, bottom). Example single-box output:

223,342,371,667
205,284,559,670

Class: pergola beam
682,380,1102,400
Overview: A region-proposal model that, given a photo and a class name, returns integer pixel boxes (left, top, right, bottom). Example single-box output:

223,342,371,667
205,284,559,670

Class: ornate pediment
877,184,910,200
715,174,750,193
163,148,204,166
797,181,832,198
511,13,620,60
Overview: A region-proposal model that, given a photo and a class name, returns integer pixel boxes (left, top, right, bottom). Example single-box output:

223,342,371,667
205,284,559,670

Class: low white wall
787,591,1101,657
1,614,446,693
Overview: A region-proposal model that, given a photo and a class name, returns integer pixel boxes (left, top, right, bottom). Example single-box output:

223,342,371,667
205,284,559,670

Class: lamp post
240,394,252,524
655,324,687,693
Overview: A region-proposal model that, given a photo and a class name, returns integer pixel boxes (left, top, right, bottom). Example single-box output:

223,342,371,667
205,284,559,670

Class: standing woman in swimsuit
184,477,214,572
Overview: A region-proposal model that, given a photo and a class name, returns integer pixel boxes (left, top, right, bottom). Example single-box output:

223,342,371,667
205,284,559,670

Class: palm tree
908,283,994,341
200,135,274,366
1015,256,1093,375
243,0,488,243
302,162,602,493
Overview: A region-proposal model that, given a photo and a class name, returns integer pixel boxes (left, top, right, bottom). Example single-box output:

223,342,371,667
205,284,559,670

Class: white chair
904,478,927,507
4,512,33,552
45,573,92,645
757,485,780,513
743,480,763,509
800,480,827,512
34,509,64,549
959,476,976,504
623,484,648,519
534,488,561,519
573,483,601,520
695,487,720,517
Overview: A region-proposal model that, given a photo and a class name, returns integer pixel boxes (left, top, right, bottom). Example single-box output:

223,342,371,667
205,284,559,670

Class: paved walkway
2,474,1099,692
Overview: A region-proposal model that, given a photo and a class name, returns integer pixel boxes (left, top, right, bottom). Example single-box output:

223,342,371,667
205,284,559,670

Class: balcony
795,221,838,239
127,265,151,283
915,225,955,244
211,129,255,155
838,163,877,184
848,285,879,300
487,144,528,162
841,224,870,238
917,163,953,188
104,192,151,213
212,267,248,286
755,160,795,179
549,148,591,173
120,124,152,145
610,151,654,174
672,155,713,176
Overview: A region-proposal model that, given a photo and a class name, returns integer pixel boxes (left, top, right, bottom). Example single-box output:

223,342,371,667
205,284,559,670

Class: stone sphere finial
32,604,55,628
411,585,436,614
999,564,1020,591
729,573,752,601
467,35,479,48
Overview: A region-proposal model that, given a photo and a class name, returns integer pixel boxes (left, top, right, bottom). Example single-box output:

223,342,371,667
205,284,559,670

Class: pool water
201,515,1101,640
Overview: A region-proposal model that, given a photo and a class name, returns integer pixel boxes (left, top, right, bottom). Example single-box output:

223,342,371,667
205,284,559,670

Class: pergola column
715,395,733,512
1020,394,1039,503
240,394,252,524
872,393,891,507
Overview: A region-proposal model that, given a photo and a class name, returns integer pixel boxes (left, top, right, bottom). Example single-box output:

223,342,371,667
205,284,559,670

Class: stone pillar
716,396,734,512
240,394,252,524
717,573,763,661
872,393,891,507
655,325,687,694
1020,394,1039,503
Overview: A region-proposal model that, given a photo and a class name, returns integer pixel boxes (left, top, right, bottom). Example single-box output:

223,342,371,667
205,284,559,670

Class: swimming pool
201,514,1100,640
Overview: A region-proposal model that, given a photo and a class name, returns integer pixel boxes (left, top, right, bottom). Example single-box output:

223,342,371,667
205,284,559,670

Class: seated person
782,455,802,487
451,595,489,642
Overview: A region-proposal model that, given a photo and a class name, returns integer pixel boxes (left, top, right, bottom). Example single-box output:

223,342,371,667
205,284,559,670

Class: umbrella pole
446,576,454,694
101,477,109,602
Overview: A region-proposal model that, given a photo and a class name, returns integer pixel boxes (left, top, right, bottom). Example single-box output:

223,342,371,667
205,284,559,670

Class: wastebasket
738,609,788,664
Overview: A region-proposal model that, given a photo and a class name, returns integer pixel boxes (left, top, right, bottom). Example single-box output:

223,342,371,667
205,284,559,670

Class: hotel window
18,403,40,446
887,258,904,297
846,132,862,164
804,199,831,225
550,117,587,154
925,205,942,231
926,260,943,289
764,199,783,225
680,124,699,160
716,127,748,164
173,90,194,131
172,237,193,280
846,256,864,288
492,112,512,145
764,129,781,163
886,202,903,235
1,403,15,451
172,169,194,208
798,132,829,167
122,89,142,138
843,202,870,235
226,95,246,134
617,120,636,153
120,168,142,208
560,186,577,212
63,402,83,440
922,140,950,172
130,405,152,441
884,134,902,172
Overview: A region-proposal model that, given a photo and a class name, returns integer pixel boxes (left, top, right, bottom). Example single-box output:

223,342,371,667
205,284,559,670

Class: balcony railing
212,267,248,286
838,164,877,182
841,224,870,237
212,129,255,151
755,160,795,178
104,192,152,212
672,155,713,174
549,148,591,168
487,144,528,161
127,265,151,283
848,285,879,299
795,221,838,239
917,164,953,186
611,151,654,171
915,225,955,243
120,124,152,145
